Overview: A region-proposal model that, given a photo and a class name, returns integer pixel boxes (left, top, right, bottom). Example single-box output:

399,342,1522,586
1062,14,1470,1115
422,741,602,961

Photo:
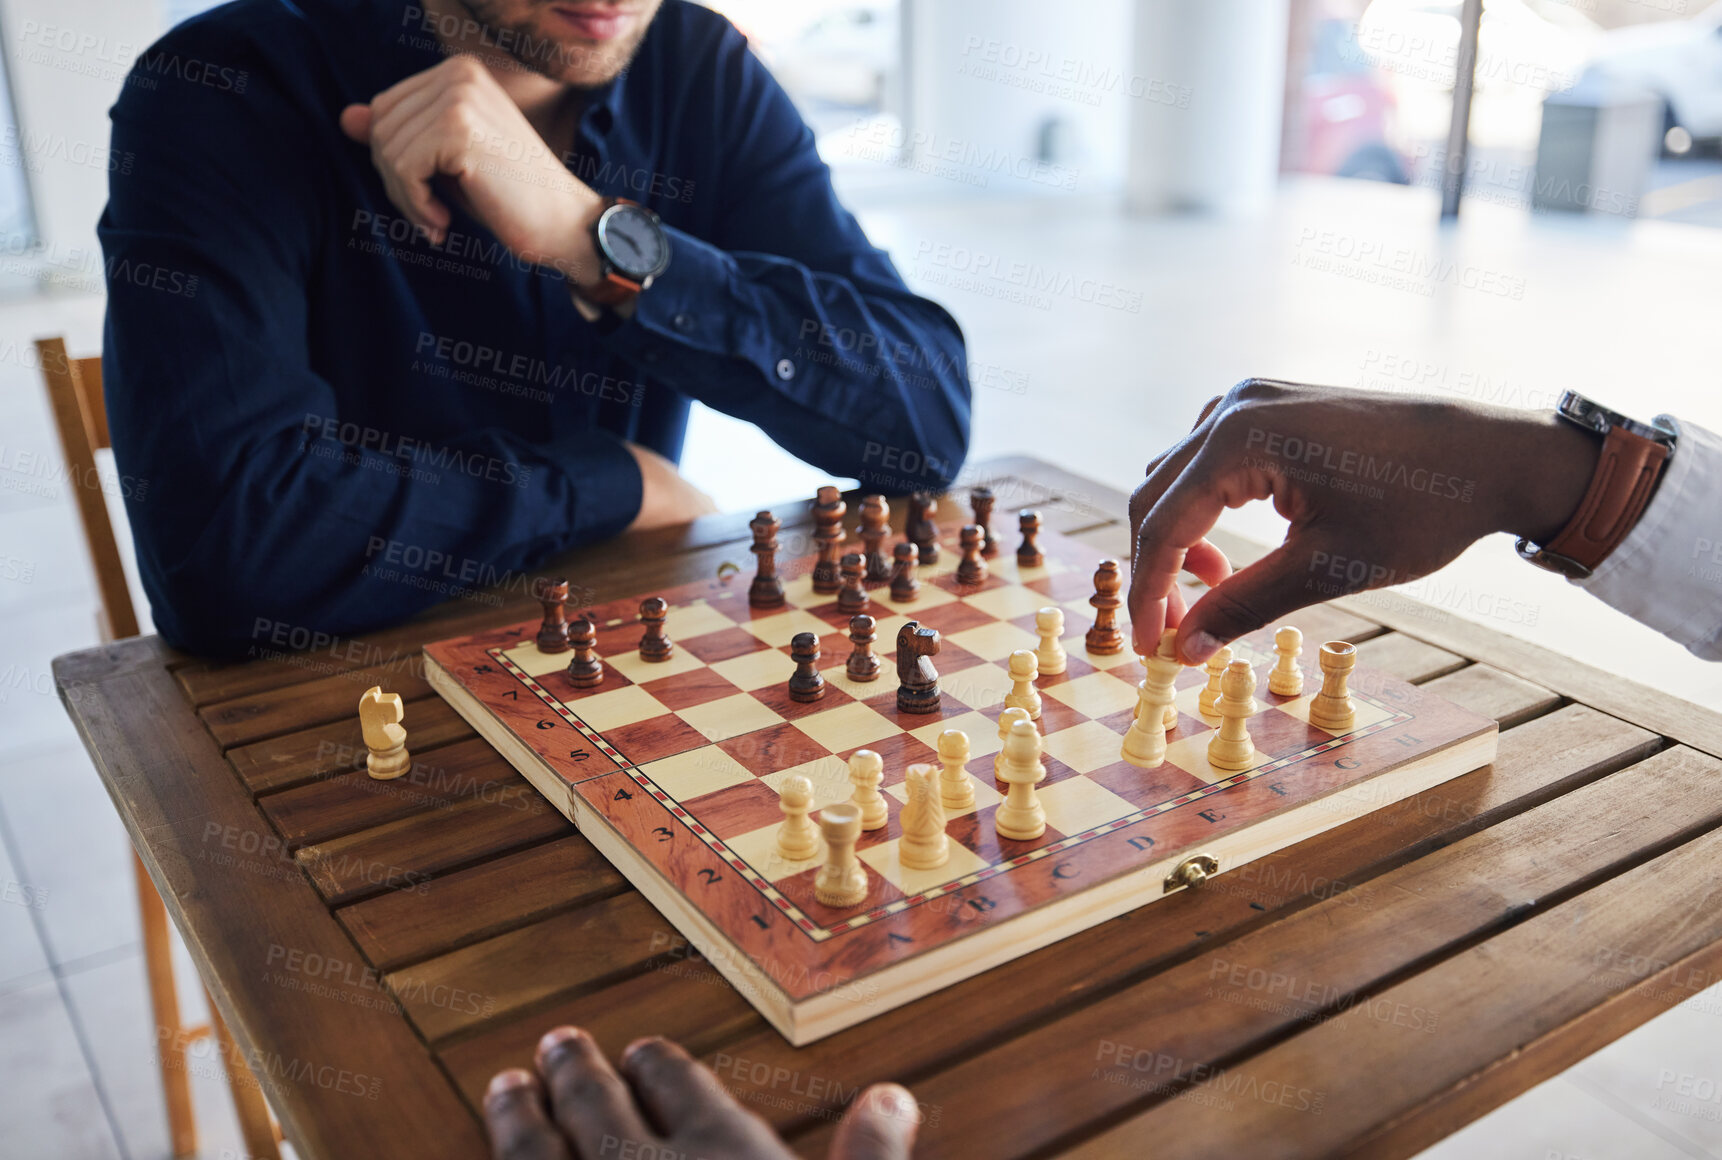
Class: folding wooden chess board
424,525,1498,1044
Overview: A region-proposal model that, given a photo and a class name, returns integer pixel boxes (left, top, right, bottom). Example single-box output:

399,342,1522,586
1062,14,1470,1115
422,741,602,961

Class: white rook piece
358,685,409,780
898,765,950,869
1004,649,1042,720
1034,607,1068,675
1308,641,1358,732
775,774,820,862
813,803,868,908
1269,626,1304,697
995,719,1048,841
848,749,889,830
937,729,975,810
1207,661,1258,772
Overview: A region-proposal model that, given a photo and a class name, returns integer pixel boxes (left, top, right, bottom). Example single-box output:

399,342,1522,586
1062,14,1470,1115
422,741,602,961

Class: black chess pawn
1086,560,1124,655
788,632,825,702
749,510,786,608
811,486,846,595
895,620,942,714
639,596,674,661
889,541,920,602
955,524,988,587
859,494,893,582
566,616,603,688
907,492,940,566
970,486,998,557
535,577,570,653
1017,510,1044,567
846,614,880,682
836,552,868,613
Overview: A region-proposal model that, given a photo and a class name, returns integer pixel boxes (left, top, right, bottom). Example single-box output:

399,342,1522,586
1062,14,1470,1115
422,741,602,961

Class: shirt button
775,358,795,381
672,312,694,332
644,348,663,365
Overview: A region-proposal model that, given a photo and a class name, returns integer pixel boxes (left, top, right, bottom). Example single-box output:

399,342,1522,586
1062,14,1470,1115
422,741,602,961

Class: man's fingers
483,1069,575,1160
537,1027,655,1155
829,1084,920,1160
1128,453,1235,656
1174,537,1328,665
621,1036,755,1143
338,104,373,144
1183,537,1232,589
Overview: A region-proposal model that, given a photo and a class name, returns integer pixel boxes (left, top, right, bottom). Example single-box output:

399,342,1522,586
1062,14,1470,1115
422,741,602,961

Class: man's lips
548,5,633,41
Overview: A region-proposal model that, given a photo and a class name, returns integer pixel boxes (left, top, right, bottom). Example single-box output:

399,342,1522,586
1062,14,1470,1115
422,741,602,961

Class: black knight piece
895,620,942,714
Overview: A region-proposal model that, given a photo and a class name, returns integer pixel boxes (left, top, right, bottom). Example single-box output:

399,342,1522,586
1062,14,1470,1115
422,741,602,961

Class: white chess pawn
774,774,820,862
994,706,1033,779
1122,629,1181,768
1134,652,1178,730
358,685,409,780
1207,661,1258,772
898,765,950,869
1198,645,1233,717
995,719,1047,841
813,803,868,907
1268,625,1304,697
848,749,888,830
1034,607,1068,675
1308,641,1358,732
1003,649,1042,720
937,729,975,810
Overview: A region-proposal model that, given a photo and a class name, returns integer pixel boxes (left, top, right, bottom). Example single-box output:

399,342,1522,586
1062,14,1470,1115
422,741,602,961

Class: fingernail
1182,630,1221,665
535,1026,583,1067
485,1068,534,1103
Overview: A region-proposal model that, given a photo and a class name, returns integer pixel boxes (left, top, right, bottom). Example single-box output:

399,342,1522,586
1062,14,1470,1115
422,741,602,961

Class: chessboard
423,498,1498,1045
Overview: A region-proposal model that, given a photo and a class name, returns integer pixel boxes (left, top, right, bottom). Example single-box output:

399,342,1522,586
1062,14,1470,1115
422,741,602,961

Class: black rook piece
847,614,880,682
639,596,674,661
1086,560,1125,655
788,632,826,702
970,486,997,557
859,494,893,582
749,510,786,608
566,617,603,688
535,577,570,653
1017,510,1044,567
837,553,869,613
895,620,942,714
889,541,920,602
955,524,988,587
907,492,940,566
811,486,847,595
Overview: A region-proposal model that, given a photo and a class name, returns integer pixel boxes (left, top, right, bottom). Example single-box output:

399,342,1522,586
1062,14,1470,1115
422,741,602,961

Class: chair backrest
37,336,140,641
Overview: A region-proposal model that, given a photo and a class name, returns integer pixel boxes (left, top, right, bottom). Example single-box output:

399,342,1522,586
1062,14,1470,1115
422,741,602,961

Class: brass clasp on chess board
1164,854,1220,893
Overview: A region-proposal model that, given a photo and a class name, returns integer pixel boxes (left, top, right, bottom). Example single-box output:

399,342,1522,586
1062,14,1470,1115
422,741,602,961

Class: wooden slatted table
54,456,1722,1160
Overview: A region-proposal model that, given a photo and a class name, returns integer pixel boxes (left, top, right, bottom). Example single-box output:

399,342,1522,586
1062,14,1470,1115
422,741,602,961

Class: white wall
1,0,168,267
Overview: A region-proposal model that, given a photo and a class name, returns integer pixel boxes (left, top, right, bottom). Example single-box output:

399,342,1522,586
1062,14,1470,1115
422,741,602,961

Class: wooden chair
37,337,282,1160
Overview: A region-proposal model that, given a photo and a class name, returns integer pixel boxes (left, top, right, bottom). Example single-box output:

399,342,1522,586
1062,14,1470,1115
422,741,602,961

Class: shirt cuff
1576,416,1722,659
534,428,643,543
598,225,748,373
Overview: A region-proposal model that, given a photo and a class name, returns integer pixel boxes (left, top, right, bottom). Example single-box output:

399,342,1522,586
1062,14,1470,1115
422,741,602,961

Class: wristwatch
575,197,670,309
1515,391,1677,580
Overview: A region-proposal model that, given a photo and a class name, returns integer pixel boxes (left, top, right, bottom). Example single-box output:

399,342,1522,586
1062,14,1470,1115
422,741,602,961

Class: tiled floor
4,175,1721,1158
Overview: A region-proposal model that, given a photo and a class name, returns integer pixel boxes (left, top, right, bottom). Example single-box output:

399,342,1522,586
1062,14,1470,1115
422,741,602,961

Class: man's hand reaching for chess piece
484,1027,919,1160
1127,379,1722,666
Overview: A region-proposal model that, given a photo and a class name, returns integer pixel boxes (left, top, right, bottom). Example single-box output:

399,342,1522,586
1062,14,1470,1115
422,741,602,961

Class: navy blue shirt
99,0,971,655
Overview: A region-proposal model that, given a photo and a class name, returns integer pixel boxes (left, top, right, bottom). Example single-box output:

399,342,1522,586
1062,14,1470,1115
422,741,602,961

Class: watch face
597,205,670,281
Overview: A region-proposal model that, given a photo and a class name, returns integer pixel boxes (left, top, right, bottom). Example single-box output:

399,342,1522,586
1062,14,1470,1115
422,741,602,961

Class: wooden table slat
229,695,477,795
201,664,435,751
791,744,1722,1157
1351,634,1469,686
296,792,571,905
1062,812,1722,1160
1418,664,1562,731
337,835,627,971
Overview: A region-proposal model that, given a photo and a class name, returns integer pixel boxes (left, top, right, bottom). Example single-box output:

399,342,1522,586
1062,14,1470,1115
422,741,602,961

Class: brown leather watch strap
573,271,642,308
1540,425,1669,573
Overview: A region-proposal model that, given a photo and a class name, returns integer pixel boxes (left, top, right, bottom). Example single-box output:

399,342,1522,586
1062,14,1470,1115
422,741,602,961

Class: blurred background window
0,35,39,256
